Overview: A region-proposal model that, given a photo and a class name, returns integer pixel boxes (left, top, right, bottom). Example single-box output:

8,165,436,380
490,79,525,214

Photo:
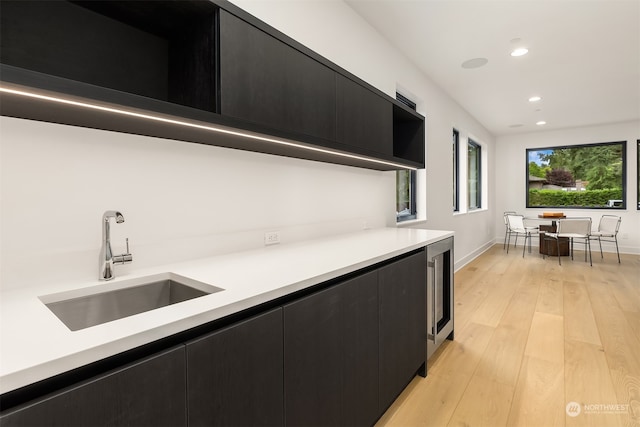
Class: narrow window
468,140,482,210
396,93,417,222
396,169,416,221
453,129,460,212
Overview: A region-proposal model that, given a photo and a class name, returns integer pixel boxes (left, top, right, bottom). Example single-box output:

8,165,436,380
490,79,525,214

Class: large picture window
526,141,626,209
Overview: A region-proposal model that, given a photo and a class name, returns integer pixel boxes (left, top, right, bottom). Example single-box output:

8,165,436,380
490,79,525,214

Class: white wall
230,0,496,269
0,117,394,288
495,120,640,254
1,0,496,289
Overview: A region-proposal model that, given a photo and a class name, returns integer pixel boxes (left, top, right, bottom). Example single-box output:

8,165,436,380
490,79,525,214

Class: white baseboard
454,240,495,272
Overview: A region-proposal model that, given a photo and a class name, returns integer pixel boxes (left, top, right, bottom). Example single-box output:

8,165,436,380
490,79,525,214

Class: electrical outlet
264,231,281,246
621,233,629,240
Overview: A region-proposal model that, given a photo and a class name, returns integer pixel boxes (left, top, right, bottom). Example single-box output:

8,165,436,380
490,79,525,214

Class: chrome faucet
99,210,132,281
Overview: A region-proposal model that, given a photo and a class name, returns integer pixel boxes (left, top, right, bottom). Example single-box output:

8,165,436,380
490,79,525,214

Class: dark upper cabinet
393,103,425,165
284,271,379,427
186,308,284,427
219,9,336,142
0,0,218,112
0,0,424,170
337,74,393,157
0,346,187,427
378,251,427,408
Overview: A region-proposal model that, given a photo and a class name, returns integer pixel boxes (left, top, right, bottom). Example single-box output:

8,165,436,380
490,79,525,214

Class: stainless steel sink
42,275,223,331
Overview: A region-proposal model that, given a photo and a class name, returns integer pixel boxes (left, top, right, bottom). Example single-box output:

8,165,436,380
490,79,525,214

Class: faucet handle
113,238,133,265
117,254,133,264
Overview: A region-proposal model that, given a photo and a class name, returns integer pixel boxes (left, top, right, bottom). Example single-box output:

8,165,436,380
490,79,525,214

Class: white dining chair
506,215,538,257
503,211,517,250
544,218,592,266
590,215,621,263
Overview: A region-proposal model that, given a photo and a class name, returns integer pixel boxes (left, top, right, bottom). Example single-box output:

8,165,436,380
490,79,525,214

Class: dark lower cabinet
284,284,343,427
284,271,379,427
378,251,427,408
186,308,284,427
343,272,380,426
0,346,187,427
0,248,431,427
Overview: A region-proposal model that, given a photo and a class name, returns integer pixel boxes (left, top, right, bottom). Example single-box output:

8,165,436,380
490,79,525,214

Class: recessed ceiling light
461,57,488,69
511,47,529,57
528,96,542,102
536,120,547,126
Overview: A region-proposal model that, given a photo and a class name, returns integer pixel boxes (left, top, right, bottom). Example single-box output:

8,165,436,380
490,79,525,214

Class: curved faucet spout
103,210,124,224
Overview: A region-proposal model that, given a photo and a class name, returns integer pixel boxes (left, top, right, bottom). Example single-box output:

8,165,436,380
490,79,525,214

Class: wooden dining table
524,215,570,256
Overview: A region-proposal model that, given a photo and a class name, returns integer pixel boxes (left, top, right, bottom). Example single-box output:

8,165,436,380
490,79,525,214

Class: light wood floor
377,244,640,427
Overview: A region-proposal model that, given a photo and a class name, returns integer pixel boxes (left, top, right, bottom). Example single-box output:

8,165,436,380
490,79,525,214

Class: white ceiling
345,0,640,136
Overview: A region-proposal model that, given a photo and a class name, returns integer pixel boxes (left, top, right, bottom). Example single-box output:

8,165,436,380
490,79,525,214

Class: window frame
525,140,627,209
467,139,482,210
396,92,418,223
453,129,460,212
637,139,639,210
396,169,417,222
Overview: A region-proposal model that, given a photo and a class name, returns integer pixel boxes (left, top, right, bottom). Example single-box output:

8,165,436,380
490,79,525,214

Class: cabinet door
219,10,336,141
378,251,427,409
186,308,283,427
284,271,378,427
343,271,380,426
336,74,393,156
0,346,187,427
284,284,343,426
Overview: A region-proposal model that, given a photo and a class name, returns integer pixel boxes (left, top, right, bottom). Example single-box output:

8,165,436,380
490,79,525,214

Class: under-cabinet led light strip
0,86,417,170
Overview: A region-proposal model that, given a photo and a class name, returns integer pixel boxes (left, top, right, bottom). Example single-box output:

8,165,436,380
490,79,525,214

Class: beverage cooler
427,236,454,359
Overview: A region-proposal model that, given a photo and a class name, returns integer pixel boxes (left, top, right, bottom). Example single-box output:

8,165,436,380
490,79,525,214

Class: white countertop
0,227,453,394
